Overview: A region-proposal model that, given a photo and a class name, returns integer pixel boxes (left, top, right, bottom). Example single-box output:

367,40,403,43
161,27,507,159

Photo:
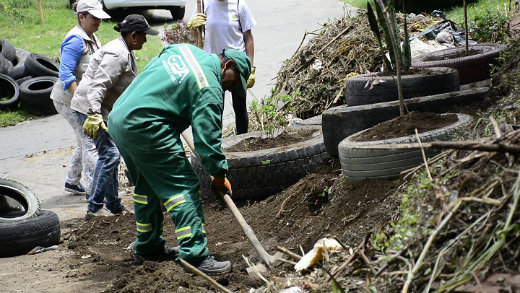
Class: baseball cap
76,0,110,19
118,14,159,35
222,49,252,98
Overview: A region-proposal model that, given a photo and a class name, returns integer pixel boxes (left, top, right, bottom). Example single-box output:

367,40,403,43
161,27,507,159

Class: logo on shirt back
162,54,189,85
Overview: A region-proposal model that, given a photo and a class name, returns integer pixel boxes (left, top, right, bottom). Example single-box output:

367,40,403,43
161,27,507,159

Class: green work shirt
109,44,228,178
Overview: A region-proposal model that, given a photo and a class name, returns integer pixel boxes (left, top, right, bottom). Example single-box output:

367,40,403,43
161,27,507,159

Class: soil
224,128,319,152
5,157,400,293
352,112,458,141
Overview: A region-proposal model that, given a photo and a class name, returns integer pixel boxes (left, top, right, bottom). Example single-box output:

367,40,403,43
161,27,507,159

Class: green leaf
367,2,383,48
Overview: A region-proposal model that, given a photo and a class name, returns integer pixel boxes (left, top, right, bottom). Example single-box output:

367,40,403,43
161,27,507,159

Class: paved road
0,0,354,220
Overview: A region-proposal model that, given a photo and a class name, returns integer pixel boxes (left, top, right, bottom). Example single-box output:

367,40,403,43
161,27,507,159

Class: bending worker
187,0,256,134
108,44,251,275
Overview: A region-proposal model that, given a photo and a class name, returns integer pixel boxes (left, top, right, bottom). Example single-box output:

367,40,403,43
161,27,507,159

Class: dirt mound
59,157,400,292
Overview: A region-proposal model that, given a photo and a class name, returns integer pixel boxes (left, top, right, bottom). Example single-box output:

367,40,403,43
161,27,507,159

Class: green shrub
470,6,511,43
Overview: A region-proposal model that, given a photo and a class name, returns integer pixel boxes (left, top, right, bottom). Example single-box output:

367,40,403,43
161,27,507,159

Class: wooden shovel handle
196,0,203,49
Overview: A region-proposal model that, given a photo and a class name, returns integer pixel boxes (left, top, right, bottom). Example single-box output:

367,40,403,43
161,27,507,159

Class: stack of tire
0,38,59,115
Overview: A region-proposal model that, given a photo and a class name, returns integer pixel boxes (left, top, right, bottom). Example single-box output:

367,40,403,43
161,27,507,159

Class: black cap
117,14,159,35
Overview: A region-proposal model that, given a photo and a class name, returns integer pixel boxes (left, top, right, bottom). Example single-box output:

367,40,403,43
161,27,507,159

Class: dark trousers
224,87,248,134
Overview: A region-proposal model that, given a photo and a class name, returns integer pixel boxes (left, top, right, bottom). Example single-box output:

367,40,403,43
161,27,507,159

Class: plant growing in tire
344,0,460,108
411,1,508,84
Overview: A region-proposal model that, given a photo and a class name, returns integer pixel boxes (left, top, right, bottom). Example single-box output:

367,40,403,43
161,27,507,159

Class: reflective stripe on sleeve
133,193,148,204
136,222,153,233
202,223,206,234
164,194,186,212
179,45,209,89
175,226,193,240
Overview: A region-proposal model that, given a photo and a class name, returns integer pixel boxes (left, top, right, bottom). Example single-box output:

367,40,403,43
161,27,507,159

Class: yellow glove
210,176,232,197
83,113,107,139
246,66,256,88
187,13,207,30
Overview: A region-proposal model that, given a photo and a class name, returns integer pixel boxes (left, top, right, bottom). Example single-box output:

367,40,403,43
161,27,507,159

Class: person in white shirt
187,0,256,134
70,14,158,220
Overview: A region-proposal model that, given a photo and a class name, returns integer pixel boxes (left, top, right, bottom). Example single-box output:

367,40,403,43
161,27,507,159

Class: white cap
76,0,111,19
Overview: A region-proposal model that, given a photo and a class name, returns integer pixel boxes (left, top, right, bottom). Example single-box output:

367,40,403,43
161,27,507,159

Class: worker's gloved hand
211,176,232,197
83,113,107,139
187,13,207,30
246,66,256,88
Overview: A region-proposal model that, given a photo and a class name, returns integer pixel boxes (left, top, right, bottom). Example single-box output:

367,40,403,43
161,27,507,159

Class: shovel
180,130,280,267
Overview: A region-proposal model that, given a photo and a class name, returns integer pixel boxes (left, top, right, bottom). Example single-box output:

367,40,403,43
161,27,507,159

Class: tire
323,87,488,157
412,44,507,85
191,126,329,201
7,48,30,80
0,74,20,110
0,178,41,222
16,75,33,86
0,54,13,75
170,6,186,20
0,39,16,63
338,113,472,183
19,76,58,115
24,53,59,77
345,67,459,106
0,210,60,257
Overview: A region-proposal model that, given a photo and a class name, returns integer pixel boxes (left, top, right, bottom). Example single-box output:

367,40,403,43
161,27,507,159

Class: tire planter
0,178,41,222
0,210,60,257
16,75,33,86
24,53,59,77
323,87,488,157
0,74,20,110
191,126,329,201
19,76,58,115
412,43,507,85
0,38,16,63
345,67,459,106
7,48,30,80
338,113,472,183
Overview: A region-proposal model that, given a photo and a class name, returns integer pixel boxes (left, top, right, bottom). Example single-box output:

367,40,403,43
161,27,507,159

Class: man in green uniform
108,44,251,275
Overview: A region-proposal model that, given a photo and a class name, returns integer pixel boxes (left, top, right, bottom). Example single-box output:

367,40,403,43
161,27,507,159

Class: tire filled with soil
191,126,329,201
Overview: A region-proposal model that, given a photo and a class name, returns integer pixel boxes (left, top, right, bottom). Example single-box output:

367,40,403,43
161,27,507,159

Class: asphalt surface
0,0,355,220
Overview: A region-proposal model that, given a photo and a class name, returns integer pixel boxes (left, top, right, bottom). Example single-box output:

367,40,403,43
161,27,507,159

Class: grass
0,0,165,126
0,109,31,127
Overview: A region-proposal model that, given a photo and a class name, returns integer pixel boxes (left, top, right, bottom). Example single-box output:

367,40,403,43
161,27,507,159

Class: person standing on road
108,44,251,275
187,0,256,134
70,14,159,220
50,0,110,196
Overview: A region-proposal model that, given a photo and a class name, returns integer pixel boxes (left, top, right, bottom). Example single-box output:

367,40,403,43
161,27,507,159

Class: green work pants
117,137,209,262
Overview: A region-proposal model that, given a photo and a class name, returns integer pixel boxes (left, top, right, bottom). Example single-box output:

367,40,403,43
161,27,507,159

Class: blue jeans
78,113,123,213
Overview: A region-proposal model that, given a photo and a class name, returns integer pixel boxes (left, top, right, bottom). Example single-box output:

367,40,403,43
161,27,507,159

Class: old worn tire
338,113,472,183
0,74,20,110
191,127,329,201
412,44,506,84
24,53,59,77
0,210,60,257
0,178,41,222
19,76,58,114
345,67,459,106
0,39,16,63
16,75,33,85
7,48,30,80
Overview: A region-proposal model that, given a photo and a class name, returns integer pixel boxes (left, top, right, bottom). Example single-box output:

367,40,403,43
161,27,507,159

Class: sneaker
110,205,132,216
65,183,87,195
84,209,106,220
183,255,232,275
133,244,180,265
